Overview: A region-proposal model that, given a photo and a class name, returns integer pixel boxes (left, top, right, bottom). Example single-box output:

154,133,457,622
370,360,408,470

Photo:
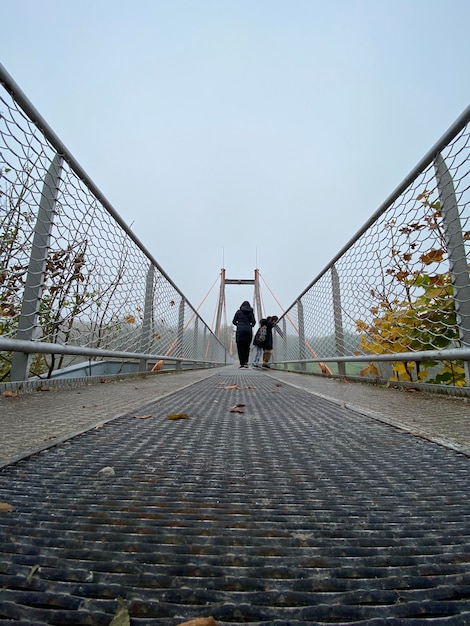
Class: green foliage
356,190,466,386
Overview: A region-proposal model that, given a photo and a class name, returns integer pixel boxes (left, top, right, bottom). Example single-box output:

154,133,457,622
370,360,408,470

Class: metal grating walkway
0,371,469,625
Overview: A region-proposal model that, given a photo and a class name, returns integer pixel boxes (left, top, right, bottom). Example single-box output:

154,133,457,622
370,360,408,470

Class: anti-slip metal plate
0,372,469,624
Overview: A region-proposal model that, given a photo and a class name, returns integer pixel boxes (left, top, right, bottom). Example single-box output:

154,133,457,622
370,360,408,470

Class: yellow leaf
109,597,130,626
393,362,415,380
0,502,14,512
26,564,40,583
167,413,190,420
359,363,379,377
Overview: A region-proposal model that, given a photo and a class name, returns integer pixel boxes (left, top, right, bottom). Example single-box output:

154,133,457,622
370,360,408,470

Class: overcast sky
2,0,470,327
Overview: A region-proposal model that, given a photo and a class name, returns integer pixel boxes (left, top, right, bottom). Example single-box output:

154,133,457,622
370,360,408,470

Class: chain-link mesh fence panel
0,66,230,382
276,111,470,388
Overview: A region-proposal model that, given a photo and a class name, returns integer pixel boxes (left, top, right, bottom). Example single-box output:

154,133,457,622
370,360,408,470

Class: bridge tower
215,268,262,340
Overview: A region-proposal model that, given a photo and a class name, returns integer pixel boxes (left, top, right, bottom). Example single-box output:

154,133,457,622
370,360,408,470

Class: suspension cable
152,273,222,371
259,273,333,375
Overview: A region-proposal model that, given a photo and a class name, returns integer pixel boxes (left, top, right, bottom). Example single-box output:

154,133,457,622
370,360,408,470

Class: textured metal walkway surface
0,371,469,625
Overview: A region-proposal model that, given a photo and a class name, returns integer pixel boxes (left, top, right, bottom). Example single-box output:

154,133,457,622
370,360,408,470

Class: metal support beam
11,153,63,382
176,298,185,371
434,152,470,385
214,269,226,340
139,264,154,372
253,269,263,322
297,300,306,372
331,264,346,377
215,269,263,343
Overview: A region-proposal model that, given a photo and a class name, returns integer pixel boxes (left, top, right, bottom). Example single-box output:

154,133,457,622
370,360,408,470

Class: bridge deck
0,368,469,624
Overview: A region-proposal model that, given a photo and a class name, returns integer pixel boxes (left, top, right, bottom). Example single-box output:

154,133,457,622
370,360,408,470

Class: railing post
176,298,185,371
139,264,154,372
434,153,470,385
203,326,209,362
331,265,346,377
10,153,63,381
282,317,288,370
298,300,306,372
193,316,199,364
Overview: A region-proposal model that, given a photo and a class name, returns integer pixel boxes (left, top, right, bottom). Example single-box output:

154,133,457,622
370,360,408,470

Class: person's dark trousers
236,329,252,366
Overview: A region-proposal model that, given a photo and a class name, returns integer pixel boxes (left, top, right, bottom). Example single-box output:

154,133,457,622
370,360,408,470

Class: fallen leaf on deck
0,502,14,512
167,413,190,420
26,564,40,582
134,414,153,419
109,596,130,626
218,385,240,390
229,408,245,413
2,391,19,398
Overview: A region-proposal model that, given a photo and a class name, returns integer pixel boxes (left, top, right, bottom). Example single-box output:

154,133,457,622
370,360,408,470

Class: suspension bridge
1,63,470,625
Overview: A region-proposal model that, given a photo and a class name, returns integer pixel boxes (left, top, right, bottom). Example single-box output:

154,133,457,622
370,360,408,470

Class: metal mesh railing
275,106,470,388
2,62,469,389
0,64,231,383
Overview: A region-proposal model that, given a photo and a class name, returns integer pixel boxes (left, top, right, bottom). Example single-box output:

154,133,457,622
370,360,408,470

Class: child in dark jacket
261,316,279,368
252,318,268,367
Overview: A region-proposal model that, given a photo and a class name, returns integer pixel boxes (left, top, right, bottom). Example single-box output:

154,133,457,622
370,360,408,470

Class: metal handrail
0,64,232,382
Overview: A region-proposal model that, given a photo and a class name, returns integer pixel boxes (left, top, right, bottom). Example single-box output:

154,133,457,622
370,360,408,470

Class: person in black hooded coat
261,315,279,367
232,300,256,368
